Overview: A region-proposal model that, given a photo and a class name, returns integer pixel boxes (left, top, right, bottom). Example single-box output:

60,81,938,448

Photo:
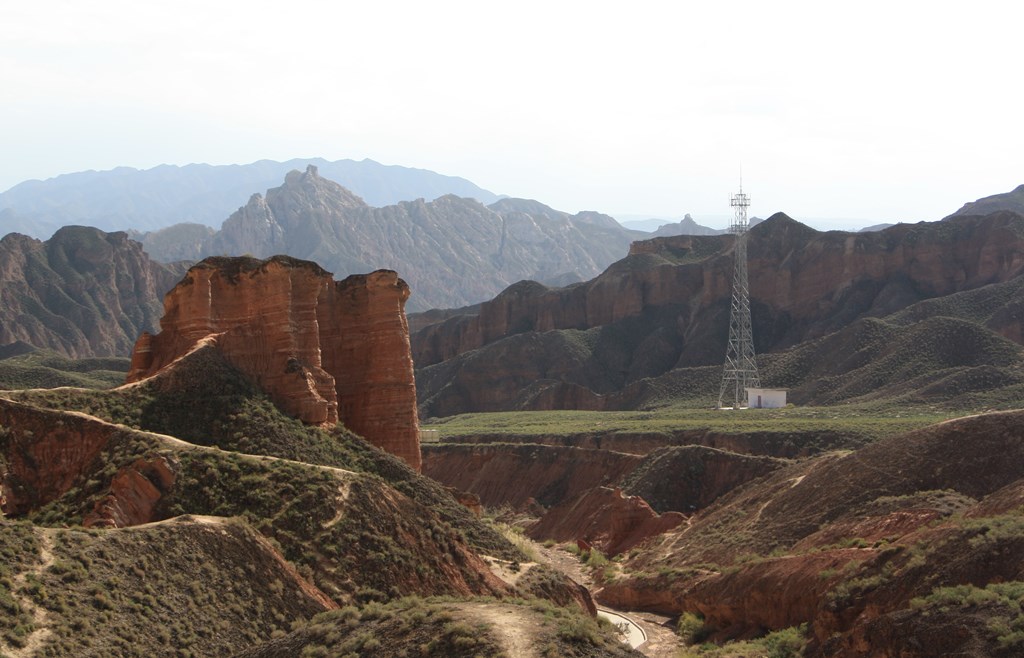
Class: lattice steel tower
718,183,760,409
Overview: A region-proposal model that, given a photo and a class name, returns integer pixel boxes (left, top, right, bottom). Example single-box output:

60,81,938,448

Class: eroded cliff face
319,271,421,470
84,457,177,528
423,436,787,565
0,397,178,527
0,401,117,516
126,256,421,470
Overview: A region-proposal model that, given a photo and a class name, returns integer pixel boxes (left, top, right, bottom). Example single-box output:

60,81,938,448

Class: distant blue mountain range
0,158,503,238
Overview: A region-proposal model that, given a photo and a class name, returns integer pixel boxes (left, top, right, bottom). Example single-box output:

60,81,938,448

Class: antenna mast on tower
718,181,761,408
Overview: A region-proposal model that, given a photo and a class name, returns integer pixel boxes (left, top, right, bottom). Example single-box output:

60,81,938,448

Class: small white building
746,388,787,409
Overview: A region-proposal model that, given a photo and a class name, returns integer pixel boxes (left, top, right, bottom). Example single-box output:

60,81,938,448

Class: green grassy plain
0,351,129,390
423,404,957,443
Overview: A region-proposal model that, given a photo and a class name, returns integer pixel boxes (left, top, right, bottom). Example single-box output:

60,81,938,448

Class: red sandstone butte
126,256,421,471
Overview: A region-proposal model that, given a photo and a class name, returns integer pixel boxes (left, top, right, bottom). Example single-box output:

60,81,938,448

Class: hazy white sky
1,0,1021,228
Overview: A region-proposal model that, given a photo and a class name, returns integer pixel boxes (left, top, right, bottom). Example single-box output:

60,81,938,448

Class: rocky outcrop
413,211,1024,415
126,255,421,470
83,457,177,528
445,487,483,517
527,487,686,557
650,213,725,237
0,400,117,515
0,226,181,358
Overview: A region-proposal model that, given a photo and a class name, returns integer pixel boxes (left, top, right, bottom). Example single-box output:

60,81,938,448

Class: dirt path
532,541,682,658
7,528,56,658
455,602,538,658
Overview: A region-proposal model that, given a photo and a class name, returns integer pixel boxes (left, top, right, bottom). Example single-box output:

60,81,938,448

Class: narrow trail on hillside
7,529,56,658
455,602,538,658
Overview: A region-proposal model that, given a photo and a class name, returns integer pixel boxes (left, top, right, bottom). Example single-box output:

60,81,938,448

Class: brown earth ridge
126,255,421,470
0,388,611,654
0,397,506,627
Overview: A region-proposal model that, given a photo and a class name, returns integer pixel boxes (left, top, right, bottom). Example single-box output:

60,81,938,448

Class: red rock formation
0,400,116,515
592,410,1024,655
127,256,338,424
445,486,483,518
84,457,177,528
126,256,421,470
527,487,685,557
0,399,176,527
319,271,421,470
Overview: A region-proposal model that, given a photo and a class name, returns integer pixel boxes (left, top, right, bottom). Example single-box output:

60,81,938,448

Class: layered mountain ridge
413,211,1024,415
151,165,638,310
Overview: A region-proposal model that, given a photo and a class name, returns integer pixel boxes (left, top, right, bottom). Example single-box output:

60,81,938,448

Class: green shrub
677,611,706,644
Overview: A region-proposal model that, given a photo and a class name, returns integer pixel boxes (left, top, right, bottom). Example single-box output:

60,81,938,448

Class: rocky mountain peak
163,172,637,311
284,163,321,185
749,212,819,246
761,211,798,225
0,231,40,250
275,166,367,210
